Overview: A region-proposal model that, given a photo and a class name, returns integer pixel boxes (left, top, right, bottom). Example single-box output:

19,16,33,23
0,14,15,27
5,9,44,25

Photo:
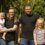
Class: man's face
24,6,32,14
8,9,15,17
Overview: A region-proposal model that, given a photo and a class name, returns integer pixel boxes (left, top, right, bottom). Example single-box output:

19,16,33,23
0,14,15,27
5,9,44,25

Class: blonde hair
35,17,44,29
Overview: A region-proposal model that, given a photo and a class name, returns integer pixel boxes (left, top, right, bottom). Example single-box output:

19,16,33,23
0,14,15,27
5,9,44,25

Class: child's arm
33,30,37,45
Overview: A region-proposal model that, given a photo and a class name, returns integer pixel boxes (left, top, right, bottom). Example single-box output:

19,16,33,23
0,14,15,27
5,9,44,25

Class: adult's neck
25,13,33,17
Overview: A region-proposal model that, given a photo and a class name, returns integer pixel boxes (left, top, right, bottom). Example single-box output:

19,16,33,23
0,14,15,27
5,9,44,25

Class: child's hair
35,17,44,29
36,18,44,23
0,12,5,18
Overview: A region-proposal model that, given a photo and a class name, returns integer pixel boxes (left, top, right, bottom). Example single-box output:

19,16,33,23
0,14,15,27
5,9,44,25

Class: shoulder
34,29,37,33
32,13,39,22
33,13,39,18
42,29,45,31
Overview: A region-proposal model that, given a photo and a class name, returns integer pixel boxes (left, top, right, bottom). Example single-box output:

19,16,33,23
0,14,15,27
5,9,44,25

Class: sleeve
14,19,19,26
14,16,23,25
34,29,36,34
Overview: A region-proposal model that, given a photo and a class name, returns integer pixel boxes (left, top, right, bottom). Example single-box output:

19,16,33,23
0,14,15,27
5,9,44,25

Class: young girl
33,18,45,45
0,12,7,40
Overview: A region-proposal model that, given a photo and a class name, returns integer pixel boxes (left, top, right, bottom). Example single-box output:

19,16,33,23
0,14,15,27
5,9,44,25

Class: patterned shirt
34,29,45,44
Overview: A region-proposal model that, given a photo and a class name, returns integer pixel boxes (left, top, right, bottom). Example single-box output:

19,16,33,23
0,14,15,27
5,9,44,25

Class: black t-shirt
5,17,17,42
19,13,39,40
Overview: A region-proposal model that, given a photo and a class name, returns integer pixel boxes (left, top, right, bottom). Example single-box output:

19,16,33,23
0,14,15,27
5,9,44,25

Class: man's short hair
23,4,32,9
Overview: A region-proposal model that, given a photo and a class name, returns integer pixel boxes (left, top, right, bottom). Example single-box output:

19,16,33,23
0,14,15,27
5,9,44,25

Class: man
5,7,17,45
18,5,39,45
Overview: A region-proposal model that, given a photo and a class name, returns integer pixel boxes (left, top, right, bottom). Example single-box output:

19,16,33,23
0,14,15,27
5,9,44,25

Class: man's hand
18,37,21,44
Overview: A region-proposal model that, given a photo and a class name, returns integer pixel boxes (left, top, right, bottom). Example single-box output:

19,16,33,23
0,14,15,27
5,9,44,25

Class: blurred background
0,0,45,45
0,0,45,18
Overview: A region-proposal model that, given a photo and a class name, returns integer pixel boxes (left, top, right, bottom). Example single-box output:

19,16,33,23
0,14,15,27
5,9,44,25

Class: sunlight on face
36,18,44,28
8,9,15,17
25,6,32,14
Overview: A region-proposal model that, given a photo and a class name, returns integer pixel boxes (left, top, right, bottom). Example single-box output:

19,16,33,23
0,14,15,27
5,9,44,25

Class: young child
33,18,45,45
0,12,7,40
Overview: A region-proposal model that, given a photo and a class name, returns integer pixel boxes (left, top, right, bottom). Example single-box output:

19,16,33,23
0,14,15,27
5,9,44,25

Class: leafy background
0,0,45,44
0,0,45,18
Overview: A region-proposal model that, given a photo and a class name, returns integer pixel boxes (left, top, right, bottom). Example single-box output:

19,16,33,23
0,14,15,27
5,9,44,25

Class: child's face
36,20,44,28
0,13,5,19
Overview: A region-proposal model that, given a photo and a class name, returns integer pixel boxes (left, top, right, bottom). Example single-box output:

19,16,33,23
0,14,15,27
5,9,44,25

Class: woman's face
8,9,15,17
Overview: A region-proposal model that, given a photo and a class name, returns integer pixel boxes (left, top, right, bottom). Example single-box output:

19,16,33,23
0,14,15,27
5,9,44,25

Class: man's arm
18,24,22,44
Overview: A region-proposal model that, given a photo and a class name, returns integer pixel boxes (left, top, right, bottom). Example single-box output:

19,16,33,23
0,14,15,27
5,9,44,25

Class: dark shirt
5,17,17,42
19,13,39,40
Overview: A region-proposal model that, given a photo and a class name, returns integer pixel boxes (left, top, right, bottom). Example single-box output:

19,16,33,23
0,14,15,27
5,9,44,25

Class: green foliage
33,0,45,17
0,0,45,18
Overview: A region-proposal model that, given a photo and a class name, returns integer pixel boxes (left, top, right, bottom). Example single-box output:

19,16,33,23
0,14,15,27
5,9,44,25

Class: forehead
9,9,15,12
0,12,5,16
25,6,32,9
37,20,44,23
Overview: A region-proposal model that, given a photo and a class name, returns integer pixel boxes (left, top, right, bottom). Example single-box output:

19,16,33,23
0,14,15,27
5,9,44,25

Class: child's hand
0,28,3,30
